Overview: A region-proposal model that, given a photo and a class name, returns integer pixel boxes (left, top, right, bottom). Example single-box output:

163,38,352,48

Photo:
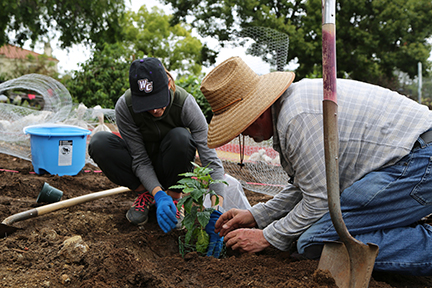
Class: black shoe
126,191,155,225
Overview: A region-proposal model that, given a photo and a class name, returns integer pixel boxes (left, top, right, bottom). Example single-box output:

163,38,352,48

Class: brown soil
0,152,431,287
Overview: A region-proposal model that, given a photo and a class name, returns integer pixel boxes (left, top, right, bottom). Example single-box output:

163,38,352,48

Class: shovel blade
318,240,379,288
0,223,20,238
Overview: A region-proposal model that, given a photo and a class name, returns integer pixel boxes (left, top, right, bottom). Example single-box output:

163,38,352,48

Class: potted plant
170,162,227,255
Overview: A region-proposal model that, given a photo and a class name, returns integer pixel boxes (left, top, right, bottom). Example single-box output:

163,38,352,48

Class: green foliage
175,75,213,123
62,43,131,109
0,0,125,48
0,73,7,82
334,0,432,85
170,162,227,253
61,5,216,110
195,229,210,254
163,0,432,87
122,6,217,74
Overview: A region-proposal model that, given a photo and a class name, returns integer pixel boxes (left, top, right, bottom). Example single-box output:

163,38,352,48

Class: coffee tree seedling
170,162,228,254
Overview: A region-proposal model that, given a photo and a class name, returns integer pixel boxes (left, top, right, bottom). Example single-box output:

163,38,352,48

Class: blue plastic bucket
24,124,91,176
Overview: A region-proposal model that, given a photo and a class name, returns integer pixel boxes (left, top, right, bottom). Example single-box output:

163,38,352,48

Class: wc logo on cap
138,79,153,93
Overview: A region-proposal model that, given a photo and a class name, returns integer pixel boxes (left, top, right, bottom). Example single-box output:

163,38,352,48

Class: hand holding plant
205,210,224,258
170,162,228,256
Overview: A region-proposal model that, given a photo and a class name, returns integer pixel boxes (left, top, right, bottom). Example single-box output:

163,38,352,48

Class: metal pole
418,62,422,104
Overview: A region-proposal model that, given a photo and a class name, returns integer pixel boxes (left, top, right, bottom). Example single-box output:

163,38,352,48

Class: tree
122,6,217,76
62,43,131,108
0,0,125,49
63,5,214,109
163,0,432,87
176,74,212,123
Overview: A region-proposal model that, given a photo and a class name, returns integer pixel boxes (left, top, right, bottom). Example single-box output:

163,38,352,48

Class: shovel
318,1,379,287
1,186,130,238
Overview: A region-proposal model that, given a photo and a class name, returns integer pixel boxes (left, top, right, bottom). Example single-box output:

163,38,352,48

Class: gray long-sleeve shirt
249,78,432,251
115,91,226,198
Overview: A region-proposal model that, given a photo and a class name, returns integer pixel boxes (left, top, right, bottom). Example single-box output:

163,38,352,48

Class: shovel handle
2,186,130,226
322,1,347,238
322,5,366,246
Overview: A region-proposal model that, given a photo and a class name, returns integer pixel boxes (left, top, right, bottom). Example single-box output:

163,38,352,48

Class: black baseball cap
129,57,170,113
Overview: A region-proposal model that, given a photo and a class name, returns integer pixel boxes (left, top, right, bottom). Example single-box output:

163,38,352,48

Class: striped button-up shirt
249,78,432,251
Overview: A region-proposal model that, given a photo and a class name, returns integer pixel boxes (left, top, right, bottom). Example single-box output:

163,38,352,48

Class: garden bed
0,152,431,287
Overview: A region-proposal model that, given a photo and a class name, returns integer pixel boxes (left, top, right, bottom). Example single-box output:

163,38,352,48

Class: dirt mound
0,153,431,287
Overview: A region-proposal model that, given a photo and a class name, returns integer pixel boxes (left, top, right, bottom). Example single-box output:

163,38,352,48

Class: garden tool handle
322,1,364,246
2,186,130,226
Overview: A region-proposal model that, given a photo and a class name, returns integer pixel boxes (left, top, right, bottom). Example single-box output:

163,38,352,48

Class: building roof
0,44,58,62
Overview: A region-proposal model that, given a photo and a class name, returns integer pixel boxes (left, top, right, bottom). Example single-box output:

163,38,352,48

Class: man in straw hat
201,56,432,275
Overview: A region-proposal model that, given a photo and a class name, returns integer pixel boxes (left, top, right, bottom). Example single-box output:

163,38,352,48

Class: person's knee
296,230,322,259
162,127,195,152
296,230,310,254
88,131,114,158
168,127,192,145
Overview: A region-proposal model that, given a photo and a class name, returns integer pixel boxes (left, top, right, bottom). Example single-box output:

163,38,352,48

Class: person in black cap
89,57,226,257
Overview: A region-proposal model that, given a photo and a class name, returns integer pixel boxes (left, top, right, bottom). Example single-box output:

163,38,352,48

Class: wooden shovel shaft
322,0,374,252
322,6,351,241
2,186,130,226
320,2,379,288
322,100,344,234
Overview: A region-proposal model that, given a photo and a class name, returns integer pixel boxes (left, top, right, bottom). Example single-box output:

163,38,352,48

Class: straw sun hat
201,56,295,149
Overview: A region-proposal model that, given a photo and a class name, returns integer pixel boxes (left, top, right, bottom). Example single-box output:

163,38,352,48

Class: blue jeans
297,136,432,276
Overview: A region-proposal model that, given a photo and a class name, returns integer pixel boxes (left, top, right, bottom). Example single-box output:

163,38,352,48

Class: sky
23,0,279,76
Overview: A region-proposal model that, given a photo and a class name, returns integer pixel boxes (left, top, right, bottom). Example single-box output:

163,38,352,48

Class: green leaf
213,179,229,186
183,197,194,214
176,197,188,210
184,212,196,231
197,210,211,228
182,187,196,193
179,172,199,178
204,207,215,213
185,228,195,245
190,188,207,202
177,177,194,184
199,168,213,178
169,184,186,190
196,229,209,253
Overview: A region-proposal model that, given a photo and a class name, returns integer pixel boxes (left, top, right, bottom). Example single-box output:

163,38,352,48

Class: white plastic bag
204,174,251,211
90,105,111,136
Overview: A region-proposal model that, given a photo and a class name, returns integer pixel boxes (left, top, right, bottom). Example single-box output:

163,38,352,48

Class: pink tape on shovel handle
322,24,337,104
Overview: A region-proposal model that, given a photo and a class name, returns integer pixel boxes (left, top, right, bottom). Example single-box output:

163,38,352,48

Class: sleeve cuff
262,223,296,251
209,182,226,199
248,203,272,228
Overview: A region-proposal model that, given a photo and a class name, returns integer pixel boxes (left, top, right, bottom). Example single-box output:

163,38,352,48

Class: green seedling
170,162,227,254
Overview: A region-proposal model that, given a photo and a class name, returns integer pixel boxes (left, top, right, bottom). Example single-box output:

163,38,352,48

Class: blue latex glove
154,191,177,233
205,210,224,258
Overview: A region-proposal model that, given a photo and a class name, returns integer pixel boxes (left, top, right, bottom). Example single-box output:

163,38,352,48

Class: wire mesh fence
0,27,292,196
